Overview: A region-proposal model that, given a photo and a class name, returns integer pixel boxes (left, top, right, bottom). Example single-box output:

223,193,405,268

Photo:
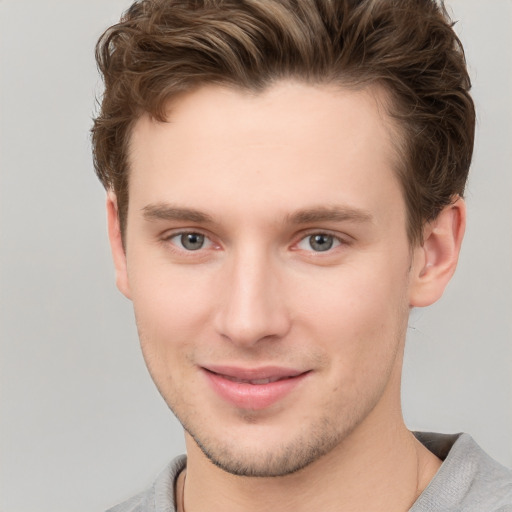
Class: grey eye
179,233,205,250
308,234,334,252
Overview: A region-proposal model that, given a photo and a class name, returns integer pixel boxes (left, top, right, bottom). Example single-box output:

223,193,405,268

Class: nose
214,247,292,347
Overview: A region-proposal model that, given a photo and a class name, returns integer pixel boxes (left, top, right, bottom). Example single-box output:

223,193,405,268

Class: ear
409,197,466,308
106,191,131,299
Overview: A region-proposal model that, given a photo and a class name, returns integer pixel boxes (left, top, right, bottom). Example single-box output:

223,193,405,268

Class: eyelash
162,230,349,254
295,232,344,253
163,231,216,252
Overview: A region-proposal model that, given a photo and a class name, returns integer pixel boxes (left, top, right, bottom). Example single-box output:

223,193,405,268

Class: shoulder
106,454,187,512
412,432,512,512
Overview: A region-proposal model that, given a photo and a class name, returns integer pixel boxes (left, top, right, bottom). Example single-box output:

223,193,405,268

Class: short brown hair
91,0,475,244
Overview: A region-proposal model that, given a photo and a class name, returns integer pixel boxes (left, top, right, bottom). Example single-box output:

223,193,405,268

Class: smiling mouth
210,372,292,385
202,366,310,409
203,364,307,382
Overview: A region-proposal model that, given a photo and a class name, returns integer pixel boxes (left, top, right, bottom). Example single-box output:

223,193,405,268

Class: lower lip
203,370,309,410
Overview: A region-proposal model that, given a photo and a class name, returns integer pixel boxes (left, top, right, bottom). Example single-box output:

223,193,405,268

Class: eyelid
295,228,351,242
292,229,351,252
161,228,218,251
159,227,351,253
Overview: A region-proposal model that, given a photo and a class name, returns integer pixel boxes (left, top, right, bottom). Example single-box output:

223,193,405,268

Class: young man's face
110,82,427,477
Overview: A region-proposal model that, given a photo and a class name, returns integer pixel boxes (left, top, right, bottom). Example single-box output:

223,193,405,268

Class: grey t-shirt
107,433,512,512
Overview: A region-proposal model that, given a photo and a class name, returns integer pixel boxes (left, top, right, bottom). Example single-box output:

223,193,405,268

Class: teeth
249,378,276,384
223,375,283,384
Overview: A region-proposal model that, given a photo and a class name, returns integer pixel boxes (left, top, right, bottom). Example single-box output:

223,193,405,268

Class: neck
181,404,441,512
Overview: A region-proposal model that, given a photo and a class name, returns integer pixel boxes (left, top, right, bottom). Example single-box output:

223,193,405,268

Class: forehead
127,81,404,225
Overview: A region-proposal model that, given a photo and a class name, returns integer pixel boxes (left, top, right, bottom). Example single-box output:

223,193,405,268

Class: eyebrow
142,202,372,226
286,206,373,225
142,203,214,223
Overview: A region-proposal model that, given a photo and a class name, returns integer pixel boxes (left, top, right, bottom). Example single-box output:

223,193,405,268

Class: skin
107,81,465,511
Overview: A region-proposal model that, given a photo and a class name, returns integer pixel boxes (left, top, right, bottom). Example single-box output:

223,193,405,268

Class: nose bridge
215,243,290,345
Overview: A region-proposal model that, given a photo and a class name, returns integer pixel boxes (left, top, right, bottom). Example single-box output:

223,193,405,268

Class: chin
182,413,352,478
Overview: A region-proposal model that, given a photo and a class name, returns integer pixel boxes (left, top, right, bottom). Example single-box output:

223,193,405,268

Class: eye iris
181,233,204,250
309,234,333,252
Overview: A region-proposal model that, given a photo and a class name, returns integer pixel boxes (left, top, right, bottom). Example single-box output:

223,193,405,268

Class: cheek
297,272,409,420
128,263,215,370
300,261,408,325
130,255,214,320
294,259,410,368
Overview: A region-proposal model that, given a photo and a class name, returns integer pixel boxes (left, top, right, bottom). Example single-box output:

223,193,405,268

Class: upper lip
202,365,307,381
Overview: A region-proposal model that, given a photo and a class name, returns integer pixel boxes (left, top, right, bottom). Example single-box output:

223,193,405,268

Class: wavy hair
91,0,475,244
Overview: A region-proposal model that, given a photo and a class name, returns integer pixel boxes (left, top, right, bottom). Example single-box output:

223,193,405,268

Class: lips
202,365,309,410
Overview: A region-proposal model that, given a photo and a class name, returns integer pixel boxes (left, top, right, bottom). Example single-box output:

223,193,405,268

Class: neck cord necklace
177,470,186,512
176,451,423,511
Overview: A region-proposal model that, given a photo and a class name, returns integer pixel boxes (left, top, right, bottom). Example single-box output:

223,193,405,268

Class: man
91,0,512,510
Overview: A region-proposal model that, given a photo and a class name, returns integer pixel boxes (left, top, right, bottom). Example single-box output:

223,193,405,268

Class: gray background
1,1,511,510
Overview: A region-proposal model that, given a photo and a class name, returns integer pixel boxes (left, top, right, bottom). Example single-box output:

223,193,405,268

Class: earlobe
106,192,132,299
409,197,466,308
